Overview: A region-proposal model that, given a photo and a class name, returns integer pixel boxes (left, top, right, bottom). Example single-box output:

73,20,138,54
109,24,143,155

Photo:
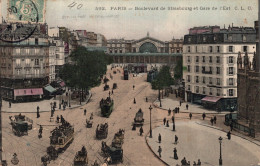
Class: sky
0,0,258,40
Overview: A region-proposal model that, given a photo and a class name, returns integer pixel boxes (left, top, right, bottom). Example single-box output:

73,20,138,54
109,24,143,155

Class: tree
151,65,175,106
60,46,113,103
174,59,183,80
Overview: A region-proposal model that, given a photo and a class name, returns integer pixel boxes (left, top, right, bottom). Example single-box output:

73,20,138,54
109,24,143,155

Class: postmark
0,0,41,43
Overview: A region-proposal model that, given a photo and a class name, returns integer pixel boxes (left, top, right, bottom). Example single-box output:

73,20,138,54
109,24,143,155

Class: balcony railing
202,70,212,74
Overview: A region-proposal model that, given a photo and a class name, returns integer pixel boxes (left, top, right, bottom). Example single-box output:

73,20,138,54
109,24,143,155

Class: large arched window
139,42,157,53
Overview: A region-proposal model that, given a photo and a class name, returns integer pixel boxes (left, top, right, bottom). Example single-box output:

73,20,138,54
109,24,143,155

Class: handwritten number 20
68,2,83,9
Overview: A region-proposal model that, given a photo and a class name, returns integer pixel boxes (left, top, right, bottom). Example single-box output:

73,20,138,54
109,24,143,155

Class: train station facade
107,33,183,64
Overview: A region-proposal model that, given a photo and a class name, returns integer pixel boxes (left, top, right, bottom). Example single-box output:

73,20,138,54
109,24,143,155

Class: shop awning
201,96,221,103
44,85,56,93
14,88,43,97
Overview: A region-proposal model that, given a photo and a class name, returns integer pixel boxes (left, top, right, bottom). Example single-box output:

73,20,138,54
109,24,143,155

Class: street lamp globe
219,136,223,143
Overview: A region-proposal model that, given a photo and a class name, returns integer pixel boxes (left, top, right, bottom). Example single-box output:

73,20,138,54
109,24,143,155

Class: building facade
107,33,183,64
0,23,50,101
237,21,260,133
183,25,256,111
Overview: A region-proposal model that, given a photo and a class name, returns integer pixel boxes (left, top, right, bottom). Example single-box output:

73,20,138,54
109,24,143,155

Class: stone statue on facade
237,51,242,69
244,52,249,69
252,51,256,71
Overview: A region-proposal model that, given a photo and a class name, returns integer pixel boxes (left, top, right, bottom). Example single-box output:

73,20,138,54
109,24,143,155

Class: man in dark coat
181,157,187,165
210,118,214,126
84,109,87,115
189,113,192,120
172,116,175,123
56,115,60,123
202,112,206,120
227,131,231,140
230,122,233,131
214,115,217,124
158,146,162,158
186,104,189,110
158,133,161,143
139,126,143,136
179,100,182,106
173,148,178,160
163,117,166,125
174,135,178,144
166,120,169,127
168,108,171,116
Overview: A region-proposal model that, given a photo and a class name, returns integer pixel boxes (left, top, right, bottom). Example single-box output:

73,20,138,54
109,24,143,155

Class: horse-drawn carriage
112,129,124,148
101,141,123,164
9,114,33,136
133,109,144,126
74,146,88,166
86,119,93,128
41,120,74,165
112,83,117,89
96,123,108,139
100,97,114,118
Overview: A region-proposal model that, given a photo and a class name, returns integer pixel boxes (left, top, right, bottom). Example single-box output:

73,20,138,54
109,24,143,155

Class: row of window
187,85,235,96
15,69,41,75
186,45,248,53
15,59,42,66
186,75,236,86
187,56,235,64
187,34,247,43
187,66,235,75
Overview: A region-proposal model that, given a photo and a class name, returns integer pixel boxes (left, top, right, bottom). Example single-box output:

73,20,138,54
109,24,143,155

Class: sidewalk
153,98,230,114
146,121,260,166
1,91,92,113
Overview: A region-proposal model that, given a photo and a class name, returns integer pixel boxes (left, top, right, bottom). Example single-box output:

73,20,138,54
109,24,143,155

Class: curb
145,131,169,166
195,122,260,147
152,101,227,115
2,92,92,113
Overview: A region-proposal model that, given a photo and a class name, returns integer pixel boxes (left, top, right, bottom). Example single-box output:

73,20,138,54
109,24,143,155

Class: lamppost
219,136,223,166
68,90,71,107
149,105,153,138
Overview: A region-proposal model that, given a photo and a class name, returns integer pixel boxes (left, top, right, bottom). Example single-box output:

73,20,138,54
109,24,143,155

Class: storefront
201,96,221,111
13,88,43,102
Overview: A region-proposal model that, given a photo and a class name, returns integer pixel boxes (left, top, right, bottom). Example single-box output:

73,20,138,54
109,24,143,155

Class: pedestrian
146,97,148,102
181,157,187,165
56,115,60,123
112,89,113,94
174,135,178,144
202,112,206,120
186,104,189,110
9,101,11,108
177,107,180,113
163,117,166,126
39,125,43,134
168,108,171,116
227,131,231,140
37,106,40,112
187,161,191,166
63,103,66,110
139,126,143,136
214,115,217,124
189,113,192,120
37,109,40,118
158,133,161,143
197,159,201,165
172,122,176,131
193,161,197,166
172,116,175,123
174,107,177,114
173,148,178,160
210,118,214,126
179,100,182,106
134,98,136,104
60,115,64,123
166,120,169,127
132,124,136,130
109,91,111,97
230,122,233,131
84,109,87,115
133,85,135,90
158,146,162,158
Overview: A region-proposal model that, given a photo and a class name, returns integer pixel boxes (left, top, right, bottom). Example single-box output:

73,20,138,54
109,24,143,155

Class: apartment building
183,25,256,111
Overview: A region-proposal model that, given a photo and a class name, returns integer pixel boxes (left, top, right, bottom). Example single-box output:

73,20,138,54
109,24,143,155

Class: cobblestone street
1,66,260,166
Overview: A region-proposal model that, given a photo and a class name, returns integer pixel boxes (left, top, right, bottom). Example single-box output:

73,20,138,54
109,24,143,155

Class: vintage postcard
0,0,259,166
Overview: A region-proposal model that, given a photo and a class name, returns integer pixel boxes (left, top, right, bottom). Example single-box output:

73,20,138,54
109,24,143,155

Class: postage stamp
7,0,45,23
